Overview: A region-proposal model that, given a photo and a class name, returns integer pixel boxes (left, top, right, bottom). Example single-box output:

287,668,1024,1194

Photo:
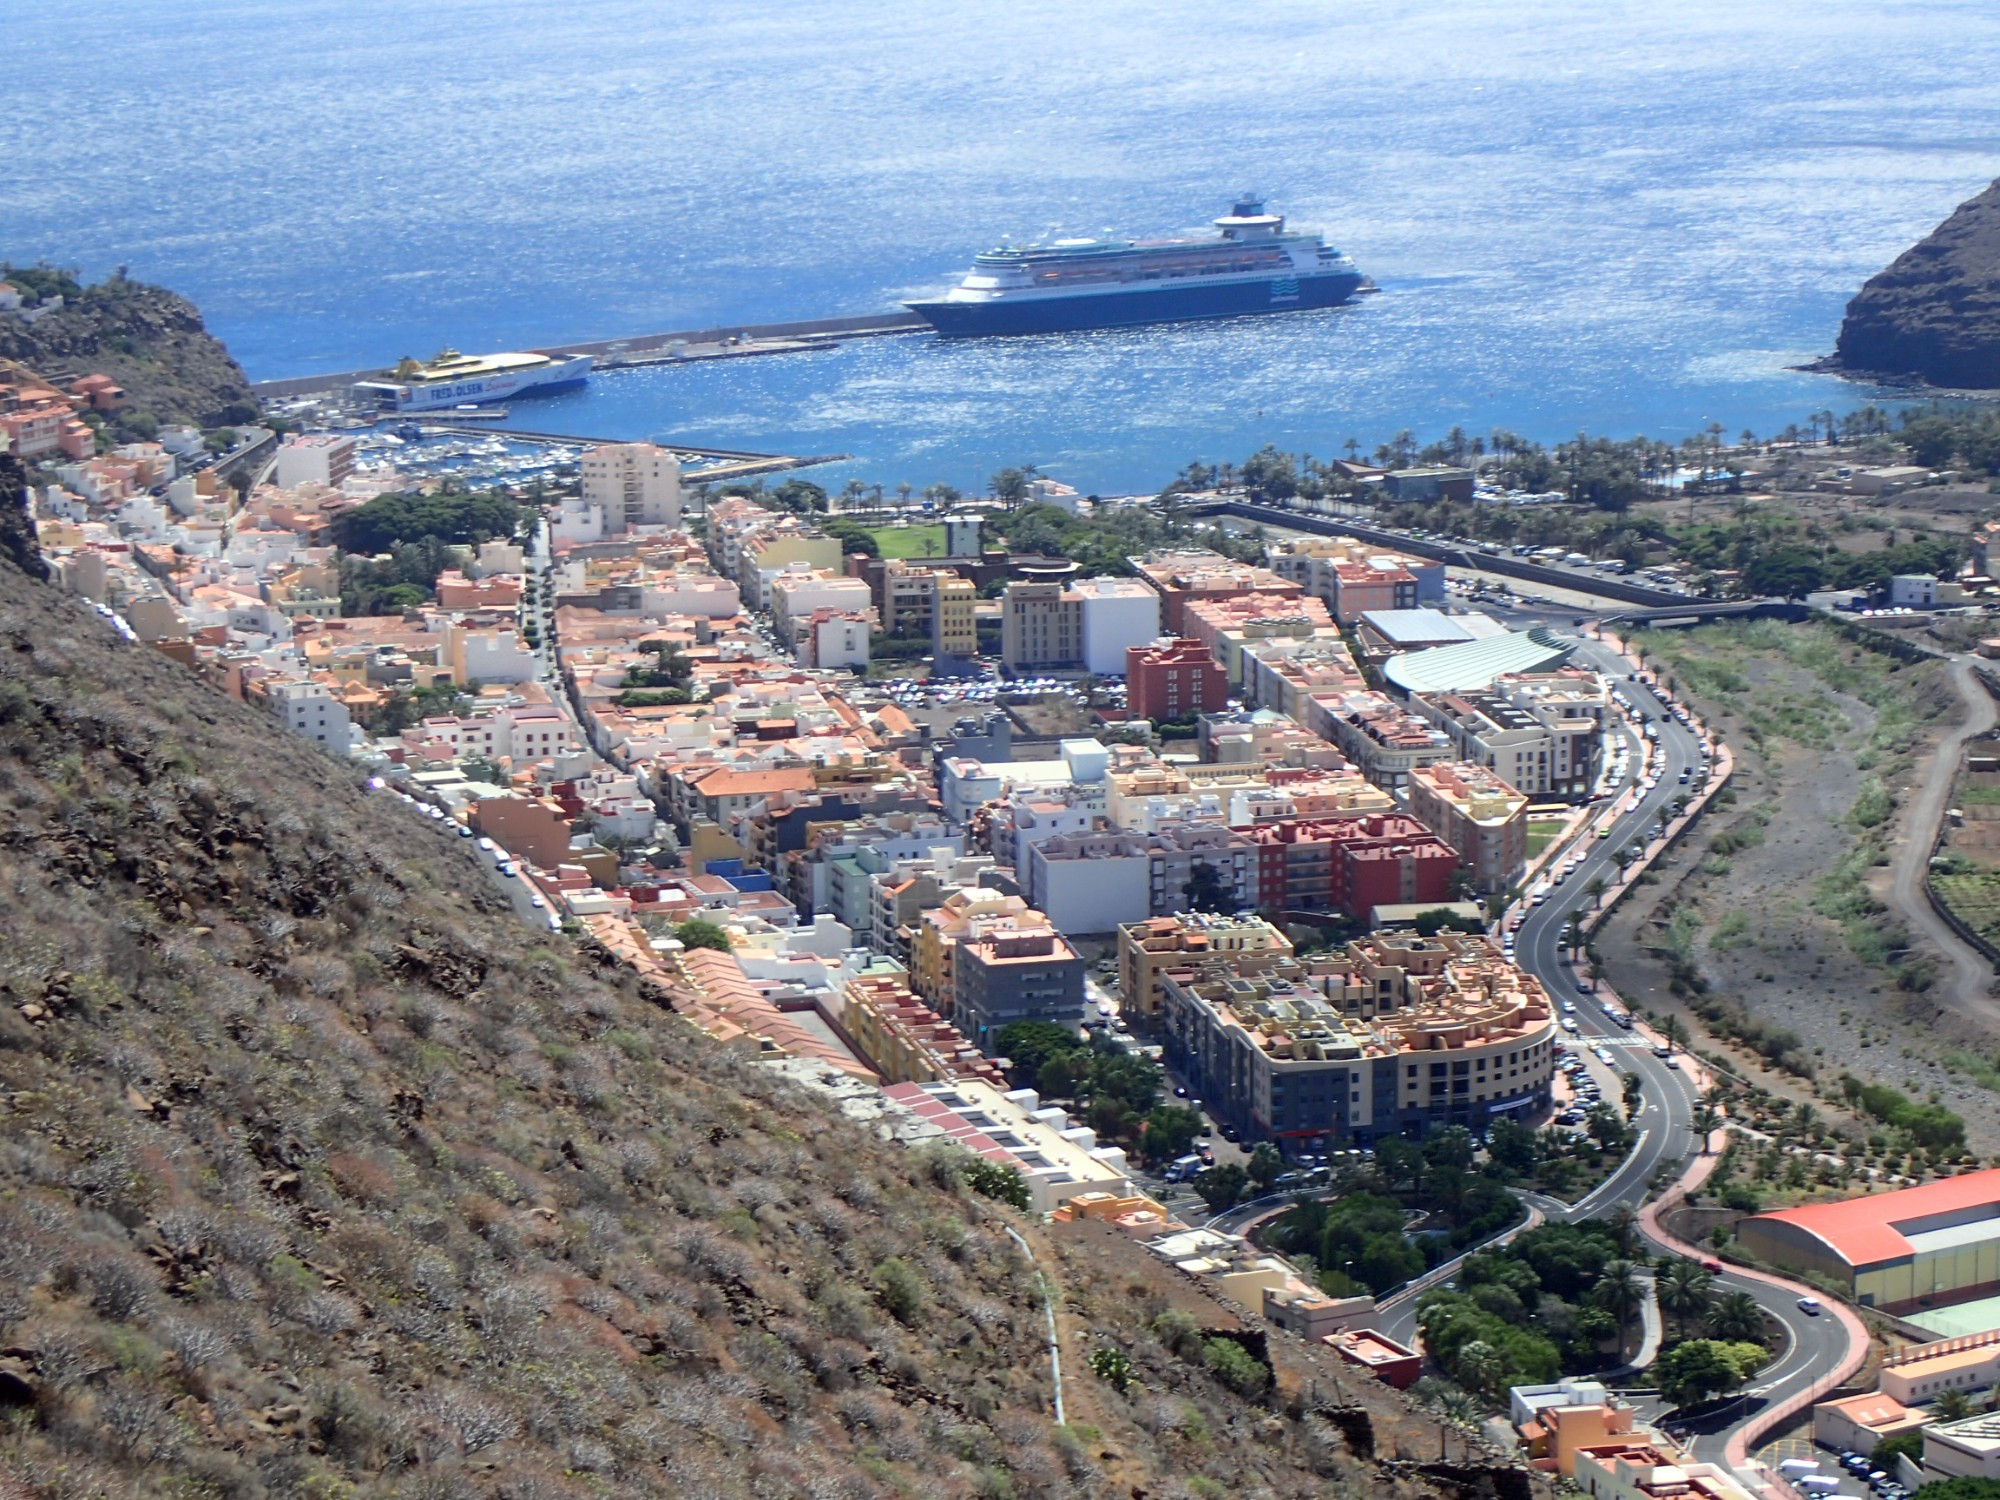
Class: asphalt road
1354,633,1848,1468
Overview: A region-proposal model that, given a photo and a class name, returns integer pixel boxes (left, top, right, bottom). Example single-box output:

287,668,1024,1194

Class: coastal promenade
250,311,928,401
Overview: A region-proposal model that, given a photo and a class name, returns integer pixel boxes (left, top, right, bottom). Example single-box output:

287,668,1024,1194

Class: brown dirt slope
0,552,1491,1497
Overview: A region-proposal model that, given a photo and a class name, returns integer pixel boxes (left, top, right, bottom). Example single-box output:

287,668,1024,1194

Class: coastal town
17,314,2000,1500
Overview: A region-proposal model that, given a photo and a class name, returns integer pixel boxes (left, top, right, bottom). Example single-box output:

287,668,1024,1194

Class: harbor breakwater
251,311,929,400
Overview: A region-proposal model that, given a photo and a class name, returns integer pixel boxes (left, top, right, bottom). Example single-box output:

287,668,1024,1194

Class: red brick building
1126,637,1230,721
1240,813,1458,920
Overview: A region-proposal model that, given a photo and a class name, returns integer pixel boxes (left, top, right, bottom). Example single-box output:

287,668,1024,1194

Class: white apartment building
767,565,875,643
407,704,577,763
808,612,872,671
581,442,682,532
273,433,357,490
1073,577,1163,676
549,497,607,546
264,679,351,748
445,621,538,685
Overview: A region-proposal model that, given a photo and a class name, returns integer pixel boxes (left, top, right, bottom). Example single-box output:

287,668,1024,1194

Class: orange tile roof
1749,1167,2000,1267
696,767,817,797
1820,1394,1912,1429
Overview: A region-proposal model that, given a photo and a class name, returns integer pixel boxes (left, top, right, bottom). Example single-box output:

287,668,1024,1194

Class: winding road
1886,656,1999,1026
1354,620,1859,1476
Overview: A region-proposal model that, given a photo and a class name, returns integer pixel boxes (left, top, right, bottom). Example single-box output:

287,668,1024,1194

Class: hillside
0,516,1492,1495
0,268,256,426
1828,177,2000,388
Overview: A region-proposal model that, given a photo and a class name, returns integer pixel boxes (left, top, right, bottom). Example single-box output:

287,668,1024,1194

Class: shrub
1150,1308,1202,1358
873,1257,927,1325
1088,1345,1134,1393
673,918,733,953
1201,1337,1270,1397
962,1158,1031,1212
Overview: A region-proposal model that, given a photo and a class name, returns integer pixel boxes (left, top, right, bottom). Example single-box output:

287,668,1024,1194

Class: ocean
8,0,2000,495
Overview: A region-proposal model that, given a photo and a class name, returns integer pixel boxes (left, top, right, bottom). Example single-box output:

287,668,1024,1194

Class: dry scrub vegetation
0,558,1475,1499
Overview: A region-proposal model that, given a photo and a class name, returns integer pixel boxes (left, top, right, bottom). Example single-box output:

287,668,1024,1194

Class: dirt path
1887,657,2000,1027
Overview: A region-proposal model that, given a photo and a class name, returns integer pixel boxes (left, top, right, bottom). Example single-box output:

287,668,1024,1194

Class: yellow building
1740,1168,2000,1312
1117,911,1294,1022
936,573,978,658
840,970,1005,1088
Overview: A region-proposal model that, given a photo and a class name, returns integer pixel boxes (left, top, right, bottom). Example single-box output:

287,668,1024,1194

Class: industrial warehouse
1741,1169,2000,1325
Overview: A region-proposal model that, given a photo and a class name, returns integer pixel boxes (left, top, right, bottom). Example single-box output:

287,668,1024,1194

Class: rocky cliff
0,272,255,426
1830,178,2000,388
0,545,1495,1497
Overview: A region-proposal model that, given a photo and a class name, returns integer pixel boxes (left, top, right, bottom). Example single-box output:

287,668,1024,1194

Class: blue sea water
8,0,2000,495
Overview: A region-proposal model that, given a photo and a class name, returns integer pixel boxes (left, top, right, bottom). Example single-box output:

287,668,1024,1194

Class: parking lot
1770,1445,1912,1500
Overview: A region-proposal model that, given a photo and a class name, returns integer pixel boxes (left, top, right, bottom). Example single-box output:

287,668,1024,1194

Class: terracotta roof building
1740,1168,2000,1311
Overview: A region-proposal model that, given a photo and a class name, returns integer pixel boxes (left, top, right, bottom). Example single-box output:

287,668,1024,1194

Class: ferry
352,348,591,412
906,198,1367,337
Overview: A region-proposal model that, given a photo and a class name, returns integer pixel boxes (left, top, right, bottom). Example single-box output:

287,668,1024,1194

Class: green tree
673,918,733,953
1871,1432,1924,1471
1689,1100,1724,1153
993,1020,1088,1081
1487,1116,1541,1178
990,467,1030,508
1143,1105,1202,1164
1246,1142,1285,1192
1037,1054,1078,1101
1454,1339,1505,1400
1087,1050,1163,1116
1904,1480,2000,1500
1193,1162,1248,1213
1591,1260,1643,1346
337,487,524,553
1653,1338,1764,1410
1934,1388,1976,1423
1656,1259,1715,1339
1181,860,1236,913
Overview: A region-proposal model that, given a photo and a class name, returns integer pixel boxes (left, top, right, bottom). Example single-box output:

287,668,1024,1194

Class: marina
351,420,848,490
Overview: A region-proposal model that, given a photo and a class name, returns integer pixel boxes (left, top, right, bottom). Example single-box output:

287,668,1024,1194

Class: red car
1701,1259,1722,1273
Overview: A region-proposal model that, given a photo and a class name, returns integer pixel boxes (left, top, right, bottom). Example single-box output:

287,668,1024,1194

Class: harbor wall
251,312,928,400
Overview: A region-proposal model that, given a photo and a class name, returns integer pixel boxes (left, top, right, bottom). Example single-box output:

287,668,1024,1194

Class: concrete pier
251,311,928,401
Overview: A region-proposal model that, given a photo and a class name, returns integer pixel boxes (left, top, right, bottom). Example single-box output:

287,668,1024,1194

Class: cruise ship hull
906,271,1365,338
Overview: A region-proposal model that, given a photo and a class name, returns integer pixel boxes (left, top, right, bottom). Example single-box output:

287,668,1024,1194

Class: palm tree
1657,1258,1716,1339
1593,1260,1644,1350
1587,874,1609,908
1707,1289,1762,1342
1689,1101,1724,1154
1456,1340,1504,1401
1604,1203,1640,1256
1935,1388,1976,1423
1414,1378,1484,1460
